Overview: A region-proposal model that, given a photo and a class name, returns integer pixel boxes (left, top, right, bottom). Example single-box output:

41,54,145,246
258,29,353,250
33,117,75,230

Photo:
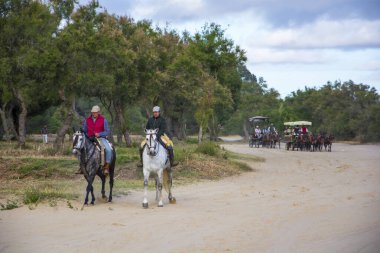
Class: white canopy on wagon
284,121,312,126
248,116,269,123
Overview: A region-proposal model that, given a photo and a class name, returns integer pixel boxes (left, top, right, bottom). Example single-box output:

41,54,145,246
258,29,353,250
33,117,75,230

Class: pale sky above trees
81,0,380,97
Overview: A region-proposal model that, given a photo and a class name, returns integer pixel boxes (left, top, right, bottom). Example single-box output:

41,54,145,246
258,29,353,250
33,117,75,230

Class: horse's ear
144,129,147,134
80,127,84,133
72,127,76,133
154,128,159,134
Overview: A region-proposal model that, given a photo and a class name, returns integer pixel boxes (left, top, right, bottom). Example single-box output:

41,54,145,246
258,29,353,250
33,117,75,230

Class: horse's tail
163,169,169,193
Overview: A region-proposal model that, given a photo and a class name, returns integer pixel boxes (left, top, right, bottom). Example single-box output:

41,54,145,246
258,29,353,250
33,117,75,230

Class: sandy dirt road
1,143,380,253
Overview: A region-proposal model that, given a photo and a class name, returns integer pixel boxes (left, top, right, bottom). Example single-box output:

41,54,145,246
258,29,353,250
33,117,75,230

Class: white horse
142,129,175,208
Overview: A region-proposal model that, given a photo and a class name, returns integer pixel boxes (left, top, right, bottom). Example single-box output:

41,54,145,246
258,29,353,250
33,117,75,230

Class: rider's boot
168,148,178,167
137,148,143,168
103,163,110,175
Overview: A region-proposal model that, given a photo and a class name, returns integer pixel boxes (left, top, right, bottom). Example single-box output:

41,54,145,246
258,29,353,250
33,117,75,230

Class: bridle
145,129,159,156
72,131,96,165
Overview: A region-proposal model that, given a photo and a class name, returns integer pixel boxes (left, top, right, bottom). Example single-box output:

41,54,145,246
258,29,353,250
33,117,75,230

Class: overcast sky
82,0,380,97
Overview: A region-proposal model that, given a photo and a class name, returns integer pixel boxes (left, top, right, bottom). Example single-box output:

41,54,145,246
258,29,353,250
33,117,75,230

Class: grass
0,199,19,211
0,139,261,209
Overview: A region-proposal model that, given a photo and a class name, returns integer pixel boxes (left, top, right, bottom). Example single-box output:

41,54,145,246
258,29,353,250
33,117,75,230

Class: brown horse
270,132,281,149
324,134,334,152
308,133,315,152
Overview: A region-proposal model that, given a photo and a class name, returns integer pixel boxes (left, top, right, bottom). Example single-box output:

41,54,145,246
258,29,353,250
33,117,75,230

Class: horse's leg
155,176,159,202
157,170,164,207
168,168,174,203
108,150,116,202
142,170,150,209
84,181,90,205
88,173,96,205
97,170,106,199
90,183,95,205
108,169,114,202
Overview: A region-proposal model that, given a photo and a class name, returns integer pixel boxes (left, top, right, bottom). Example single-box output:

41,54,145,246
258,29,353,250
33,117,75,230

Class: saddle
94,138,113,166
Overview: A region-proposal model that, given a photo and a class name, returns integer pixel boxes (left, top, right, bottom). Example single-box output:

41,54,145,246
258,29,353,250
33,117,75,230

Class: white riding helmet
152,106,160,112
91,105,100,113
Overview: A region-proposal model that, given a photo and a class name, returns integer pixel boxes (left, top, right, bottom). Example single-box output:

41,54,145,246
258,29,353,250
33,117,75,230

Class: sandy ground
1,143,380,253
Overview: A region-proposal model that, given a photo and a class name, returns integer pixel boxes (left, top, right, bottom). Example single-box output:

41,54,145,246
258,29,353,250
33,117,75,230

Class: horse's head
72,129,85,154
145,129,159,156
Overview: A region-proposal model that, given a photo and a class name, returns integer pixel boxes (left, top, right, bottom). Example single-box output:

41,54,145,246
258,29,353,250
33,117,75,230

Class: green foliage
23,185,78,205
23,188,41,204
0,199,19,210
13,158,77,178
195,141,220,156
283,81,380,141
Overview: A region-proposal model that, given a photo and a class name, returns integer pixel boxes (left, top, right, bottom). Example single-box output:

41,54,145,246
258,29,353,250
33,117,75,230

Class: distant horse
72,130,116,205
142,129,175,208
308,133,315,152
249,133,261,148
262,133,271,148
301,133,312,151
270,132,281,149
292,134,303,151
314,133,324,151
324,134,334,152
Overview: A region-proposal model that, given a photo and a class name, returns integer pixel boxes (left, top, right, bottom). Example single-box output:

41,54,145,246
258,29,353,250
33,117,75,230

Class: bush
23,188,41,204
0,200,19,211
195,141,220,156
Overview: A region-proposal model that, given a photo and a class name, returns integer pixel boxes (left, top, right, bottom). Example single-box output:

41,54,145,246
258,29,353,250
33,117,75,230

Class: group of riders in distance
282,122,334,152
72,105,176,208
248,117,334,152
249,123,280,148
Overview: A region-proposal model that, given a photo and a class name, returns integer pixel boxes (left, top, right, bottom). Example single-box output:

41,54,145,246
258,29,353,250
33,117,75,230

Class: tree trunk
180,122,187,140
243,121,249,141
6,102,18,139
54,95,75,152
124,129,132,147
114,102,132,147
99,97,115,143
13,89,27,147
171,118,186,140
198,125,203,143
0,106,11,141
208,114,218,141
165,116,173,138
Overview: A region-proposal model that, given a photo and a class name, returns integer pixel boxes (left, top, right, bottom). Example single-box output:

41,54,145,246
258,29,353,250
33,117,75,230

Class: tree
188,23,246,140
0,0,60,147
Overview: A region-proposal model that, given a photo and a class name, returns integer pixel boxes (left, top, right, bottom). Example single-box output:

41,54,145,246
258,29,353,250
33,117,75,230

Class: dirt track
1,143,380,253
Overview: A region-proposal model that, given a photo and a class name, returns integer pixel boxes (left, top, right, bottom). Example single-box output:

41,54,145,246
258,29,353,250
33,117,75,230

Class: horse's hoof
142,202,149,209
158,203,163,207
108,199,112,203
102,195,107,199
169,197,176,204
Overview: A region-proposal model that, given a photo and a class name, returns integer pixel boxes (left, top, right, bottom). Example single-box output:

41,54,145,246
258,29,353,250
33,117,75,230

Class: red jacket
85,115,105,138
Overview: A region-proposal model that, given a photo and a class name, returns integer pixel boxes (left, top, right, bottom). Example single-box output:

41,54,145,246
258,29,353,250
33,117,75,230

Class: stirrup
103,163,110,175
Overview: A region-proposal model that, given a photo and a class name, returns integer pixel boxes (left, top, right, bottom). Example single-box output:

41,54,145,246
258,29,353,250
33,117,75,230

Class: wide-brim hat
91,105,101,113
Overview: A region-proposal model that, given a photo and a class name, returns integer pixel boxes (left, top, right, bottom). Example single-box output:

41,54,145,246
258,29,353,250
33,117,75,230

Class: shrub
195,141,220,156
0,200,19,211
23,188,41,204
